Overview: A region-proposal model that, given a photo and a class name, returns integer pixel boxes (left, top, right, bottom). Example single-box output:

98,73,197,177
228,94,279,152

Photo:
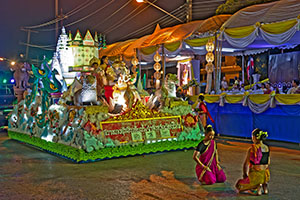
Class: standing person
236,128,270,195
239,78,243,88
234,76,239,86
195,95,215,129
193,125,226,185
91,58,104,100
100,56,115,104
221,76,228,91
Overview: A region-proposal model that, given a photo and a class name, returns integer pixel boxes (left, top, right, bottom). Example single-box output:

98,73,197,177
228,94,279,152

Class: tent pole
214,34,222,94
162,44,166,83
214,35,217,93
136,48,142,76
242,53,245,84
218,39,223,93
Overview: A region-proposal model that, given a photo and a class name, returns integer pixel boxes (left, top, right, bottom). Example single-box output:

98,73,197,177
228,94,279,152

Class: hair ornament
258,130,268,139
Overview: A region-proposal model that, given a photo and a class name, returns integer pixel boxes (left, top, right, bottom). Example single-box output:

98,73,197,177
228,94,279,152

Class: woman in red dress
196,95,214,129
100,56,115,103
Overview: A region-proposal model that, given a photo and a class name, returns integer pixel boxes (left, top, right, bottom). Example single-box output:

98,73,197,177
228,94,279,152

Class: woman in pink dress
193,125,226,185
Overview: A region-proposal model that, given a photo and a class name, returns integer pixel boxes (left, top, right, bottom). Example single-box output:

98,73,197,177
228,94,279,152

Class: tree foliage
216,0,278,15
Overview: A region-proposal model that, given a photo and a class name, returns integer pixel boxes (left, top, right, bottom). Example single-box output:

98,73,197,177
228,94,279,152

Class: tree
216,0,278,15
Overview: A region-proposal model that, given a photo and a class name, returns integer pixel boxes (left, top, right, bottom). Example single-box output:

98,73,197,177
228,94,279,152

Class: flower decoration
104,101,172,121
183,113,197,127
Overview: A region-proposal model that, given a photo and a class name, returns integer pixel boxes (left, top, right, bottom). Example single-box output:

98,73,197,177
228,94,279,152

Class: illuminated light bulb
206,39,214,52
131,56,139,66
154,52,161,62
153,62,161,71
206,52,214,63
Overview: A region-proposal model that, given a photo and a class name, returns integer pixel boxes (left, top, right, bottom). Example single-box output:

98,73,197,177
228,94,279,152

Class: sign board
99,116,182,143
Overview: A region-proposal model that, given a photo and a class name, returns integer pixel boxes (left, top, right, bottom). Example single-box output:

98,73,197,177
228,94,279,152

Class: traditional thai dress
198,102,214,127
236,144,270,191
195,140,226,185
103,65,114,103
94,67,104,98
104,85,114,102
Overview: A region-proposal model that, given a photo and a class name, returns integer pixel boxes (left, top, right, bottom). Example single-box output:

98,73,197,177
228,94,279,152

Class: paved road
0,131,299,200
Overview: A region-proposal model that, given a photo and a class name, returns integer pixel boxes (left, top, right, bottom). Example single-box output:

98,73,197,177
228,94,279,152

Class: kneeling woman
236,128,270,195
193,125,226,185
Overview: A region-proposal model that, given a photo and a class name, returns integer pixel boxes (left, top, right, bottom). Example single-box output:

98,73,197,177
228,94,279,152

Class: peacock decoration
26,60,62,128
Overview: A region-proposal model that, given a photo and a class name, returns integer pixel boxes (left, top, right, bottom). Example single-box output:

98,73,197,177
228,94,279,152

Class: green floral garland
216,0,277,15
8,130,202,163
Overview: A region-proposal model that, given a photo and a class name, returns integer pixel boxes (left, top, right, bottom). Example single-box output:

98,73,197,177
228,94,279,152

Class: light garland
205,39,215,93
153,51,162,89
205,39,215,70
131,55,139,73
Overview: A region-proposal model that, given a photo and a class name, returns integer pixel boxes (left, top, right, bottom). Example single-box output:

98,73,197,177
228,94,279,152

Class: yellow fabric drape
189,95,199,103
140,46,158,55
244,78,269,90
261,19,298,34
204,95,220,103
275,94,300,104
99,42,122,58
123,35,151,58
225,95,244,103
108,39,136,57
191,94,300,106
184,36,214,47
164,41,181,52
224,25,256,38
248,94,270,104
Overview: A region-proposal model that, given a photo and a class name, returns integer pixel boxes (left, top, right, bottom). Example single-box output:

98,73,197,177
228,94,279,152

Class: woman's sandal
263,184,269,194
256,184,263,196
248,184,263,196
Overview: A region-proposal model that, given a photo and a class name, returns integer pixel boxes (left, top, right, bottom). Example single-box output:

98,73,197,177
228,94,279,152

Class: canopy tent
220,0,300,48
98,15,231,58
139,15,231,55
123,34,151,58
99,39,137,58
99,24,160,58
140,20,204,48
99,0,300,59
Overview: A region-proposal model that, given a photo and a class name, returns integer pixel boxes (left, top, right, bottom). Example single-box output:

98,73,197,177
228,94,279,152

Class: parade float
7,28,202,163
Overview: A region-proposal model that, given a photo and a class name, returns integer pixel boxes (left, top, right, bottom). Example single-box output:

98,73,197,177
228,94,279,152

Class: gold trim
160,136,177,139
100,115,181,130
199,140,216,181
201,140,211,155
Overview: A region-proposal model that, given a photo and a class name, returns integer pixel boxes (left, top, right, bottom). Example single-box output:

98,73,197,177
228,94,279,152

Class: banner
99,116,182,143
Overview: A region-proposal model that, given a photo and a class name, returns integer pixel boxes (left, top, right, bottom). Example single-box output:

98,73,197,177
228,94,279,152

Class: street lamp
136,0,183,23
0,57,16,66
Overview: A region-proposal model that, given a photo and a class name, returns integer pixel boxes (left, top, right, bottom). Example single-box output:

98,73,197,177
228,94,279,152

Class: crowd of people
218,76,300,95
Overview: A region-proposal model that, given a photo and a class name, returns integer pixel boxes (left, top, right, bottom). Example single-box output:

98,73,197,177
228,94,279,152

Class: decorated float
7,29,202,163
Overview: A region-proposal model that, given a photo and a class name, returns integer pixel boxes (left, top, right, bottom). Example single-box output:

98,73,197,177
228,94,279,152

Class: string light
153,51,161,89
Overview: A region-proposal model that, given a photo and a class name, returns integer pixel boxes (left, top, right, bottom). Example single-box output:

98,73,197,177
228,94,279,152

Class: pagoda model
52,27,99,85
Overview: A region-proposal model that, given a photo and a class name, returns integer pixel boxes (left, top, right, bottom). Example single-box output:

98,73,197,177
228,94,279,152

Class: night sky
0,0,224,62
